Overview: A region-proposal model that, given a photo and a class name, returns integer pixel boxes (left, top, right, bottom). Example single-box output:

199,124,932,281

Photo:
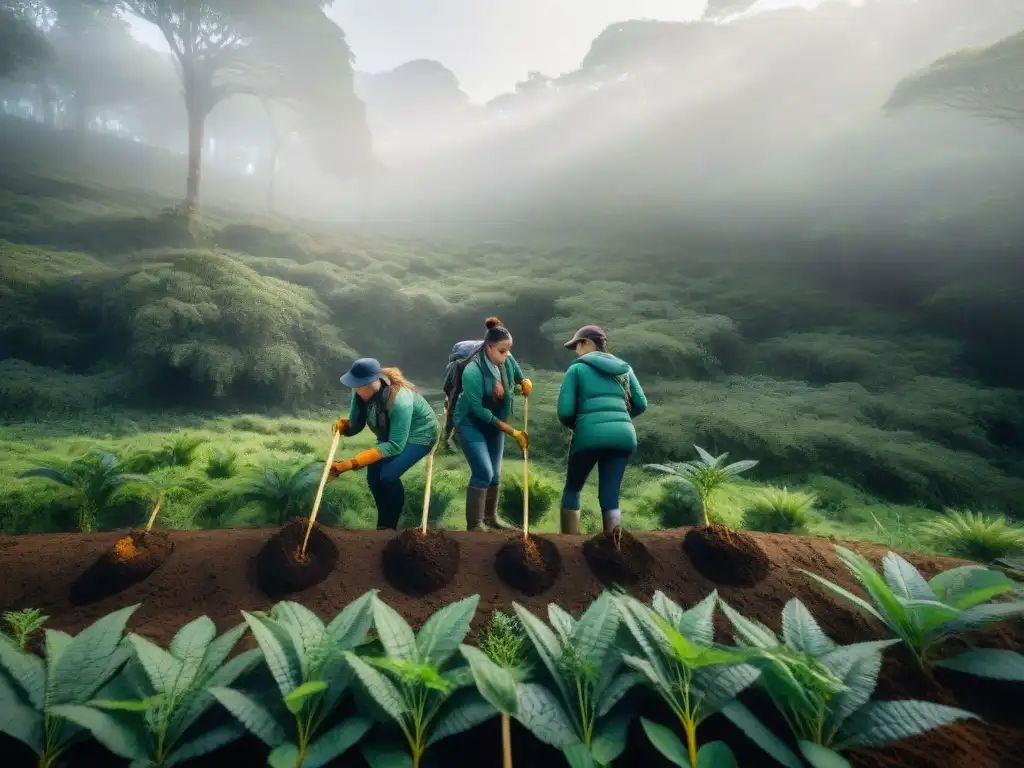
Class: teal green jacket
453,348,525,429
342,385,438,458
557,352,647,455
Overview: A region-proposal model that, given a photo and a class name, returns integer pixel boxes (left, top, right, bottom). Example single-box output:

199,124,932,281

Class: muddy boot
560,508,581,535
483,485,516,530
465,487,488,532
602,509,622,533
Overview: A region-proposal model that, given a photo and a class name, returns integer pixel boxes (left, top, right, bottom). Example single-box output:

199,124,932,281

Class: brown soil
381,528,460,596
253,518,338,599
0,528,1021,768
494,533,562,596
582,528,655,587
683,524,771,585
69,529,173,605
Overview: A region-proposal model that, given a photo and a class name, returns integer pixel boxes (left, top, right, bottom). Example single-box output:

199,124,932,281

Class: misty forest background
1,0,1022,558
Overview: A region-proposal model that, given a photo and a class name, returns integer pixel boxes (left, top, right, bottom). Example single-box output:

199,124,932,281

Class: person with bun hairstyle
327,358,439,530
452,317,532,531
556,325,647,534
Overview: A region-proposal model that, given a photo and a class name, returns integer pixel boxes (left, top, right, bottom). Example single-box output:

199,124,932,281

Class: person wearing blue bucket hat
327,358,439,529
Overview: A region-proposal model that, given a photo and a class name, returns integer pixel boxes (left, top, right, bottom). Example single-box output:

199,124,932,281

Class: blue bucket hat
340,358,381,388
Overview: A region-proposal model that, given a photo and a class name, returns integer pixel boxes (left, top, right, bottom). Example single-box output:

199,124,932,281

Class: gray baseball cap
563,325,606,349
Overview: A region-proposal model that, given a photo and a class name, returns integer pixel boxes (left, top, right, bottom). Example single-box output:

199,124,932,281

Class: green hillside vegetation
2,119,1022,565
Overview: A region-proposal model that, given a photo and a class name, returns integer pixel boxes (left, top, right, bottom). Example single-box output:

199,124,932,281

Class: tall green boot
484,485,516,530
465,487,488,532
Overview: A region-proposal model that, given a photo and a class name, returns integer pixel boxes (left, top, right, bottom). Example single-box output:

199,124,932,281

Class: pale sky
126,0,826,102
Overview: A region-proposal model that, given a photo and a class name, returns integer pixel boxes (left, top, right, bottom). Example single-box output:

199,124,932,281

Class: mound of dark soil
582,528,655,587
254,518,337,598
381,529,460,596
495,534,561,596
69,530,173,605
683,524,771,585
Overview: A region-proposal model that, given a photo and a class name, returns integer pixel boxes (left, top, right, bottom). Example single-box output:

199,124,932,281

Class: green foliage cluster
3,554,1022,767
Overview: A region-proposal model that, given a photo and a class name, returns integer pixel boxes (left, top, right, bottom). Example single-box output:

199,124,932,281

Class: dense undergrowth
1,118,1023,536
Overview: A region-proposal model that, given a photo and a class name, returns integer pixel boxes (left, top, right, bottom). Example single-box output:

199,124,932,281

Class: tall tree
0,4,50,78
886,30,1024,132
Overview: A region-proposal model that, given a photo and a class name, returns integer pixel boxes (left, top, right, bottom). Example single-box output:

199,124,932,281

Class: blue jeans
458,422,505,490
561,449,632,512
366,442,432,529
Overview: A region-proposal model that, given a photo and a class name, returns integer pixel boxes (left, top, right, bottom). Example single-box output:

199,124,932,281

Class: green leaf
690,663,760,717
934,649,1024,681
720,700,803,768
271,602,327,678
51,605,138,707
514,682,580,748
164,722,246,766
90,698,156,712
167,616,216,689
833,547,907,629
697,741,738,768
416,595,479,668
881,553,934,602
427,688,497,745
838,700,980,749
51,703,150,761
360,740,414,768
932,601,1024,639
781,600,835,657
283,680,328,715
241,611,301,698
370,597,418,661
342,651,407,722
596,669,642,718
591,710,630,764
325,590,377,650
674,591,719,646
799,741,853,768
573,592,619,668
127,634,183,697
0,634,45,708
929,566,1012,609
268,743,301,768
640,718,690,766
512,604,570,701
547,604,577,641
0,668,43,752
302,717,373,768
209,686,288,748
44,630,73,691
460,644,519,714
829,650,882,731
717,600,779,649
563,742,595,768
799,570,888,629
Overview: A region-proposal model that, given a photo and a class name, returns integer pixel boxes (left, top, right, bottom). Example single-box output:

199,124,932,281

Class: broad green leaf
720,700,803,768
799,741,853,768
127,634,183,697
515,682,580,748
820,639,900,681
460,644,519,714
175,648,263,737
0,669,43,752
781,600,835,657
271,602,327,677
268,743,300,768
837,700,979,749
370,597,417,661
209,686,289,748
325,590,377,651
51,703,150,761
302,717,373,767
426,688,497,745
563,742,595,768
512,604,570,701
799,570,887,629
903,600,960,639
933,601,1024,639
717,600,779,648
596,669,642,718
613,597,673,688
640,718,690,766
573,592,620,668
168,616,216,689
51,605,138,707
697,741,738,768
164,722,246,766
833,547,907,629
342,651,407,722
929,566,1012,609
90,698,156,712
415,595,479,667
361,740,414,768
283,680,328,715
548,604,577,641
591,710,630,764
650,591,685,634
881,553,934,602
198,622,250,680
829,651,882,731
674,591,718,646
241,611,301,698
44,630,73,692
934,649,1024,681
0,634,45,708
690,663,760,717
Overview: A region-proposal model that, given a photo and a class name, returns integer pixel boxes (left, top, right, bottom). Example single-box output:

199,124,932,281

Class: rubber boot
602,509,622,533
483,485,516,530
465,487,488,532
560,508,581,535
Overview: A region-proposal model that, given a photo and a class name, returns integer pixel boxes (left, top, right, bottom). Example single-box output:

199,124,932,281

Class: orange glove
332,417,351,436
496,421,529,452
328,447,383,479
516,378,533,397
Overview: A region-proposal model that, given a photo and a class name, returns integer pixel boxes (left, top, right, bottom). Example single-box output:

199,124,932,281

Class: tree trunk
185,103,205,215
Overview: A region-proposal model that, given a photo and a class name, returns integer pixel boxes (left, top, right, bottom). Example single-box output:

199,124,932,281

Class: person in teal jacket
556,325,648,534
327,358,439,530
452,317,532,531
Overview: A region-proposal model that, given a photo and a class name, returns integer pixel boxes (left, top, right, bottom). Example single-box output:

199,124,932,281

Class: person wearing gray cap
556,325,648,534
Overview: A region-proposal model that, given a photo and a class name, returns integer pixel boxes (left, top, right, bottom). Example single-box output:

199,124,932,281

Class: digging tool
300,431,341,559
522,397,530,538
144,496,163,533
420,408,446,534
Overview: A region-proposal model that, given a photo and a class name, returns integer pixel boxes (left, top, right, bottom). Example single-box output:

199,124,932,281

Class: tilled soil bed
0,528,1021,768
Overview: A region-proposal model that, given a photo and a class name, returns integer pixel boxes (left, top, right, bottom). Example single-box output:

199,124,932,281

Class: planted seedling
511,591,641,767
2,607,48,650
718,597,979,768
57,616,260,766
0,604,138,768
612,591,759,767
646,445,770,585
210,592,377,767
344,594,495,768
802,545,1024,677
460,610,532,768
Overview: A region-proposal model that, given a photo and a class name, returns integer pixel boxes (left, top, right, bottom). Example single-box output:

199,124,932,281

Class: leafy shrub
921,508,1024,563
650,480,704,528
647,445,758,527
500,474,557,527
206,449,240,479
741,487,818,533
399,471,458,529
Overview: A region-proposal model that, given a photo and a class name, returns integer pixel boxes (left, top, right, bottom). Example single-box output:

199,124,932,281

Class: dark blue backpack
442,340,484,443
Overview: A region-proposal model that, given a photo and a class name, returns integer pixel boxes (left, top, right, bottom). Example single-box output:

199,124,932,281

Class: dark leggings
561,449,632,511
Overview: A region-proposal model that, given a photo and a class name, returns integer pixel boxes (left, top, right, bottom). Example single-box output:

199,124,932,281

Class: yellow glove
511,429,529,452
332,417,351,436
328,447,383,479
515,378,533,397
